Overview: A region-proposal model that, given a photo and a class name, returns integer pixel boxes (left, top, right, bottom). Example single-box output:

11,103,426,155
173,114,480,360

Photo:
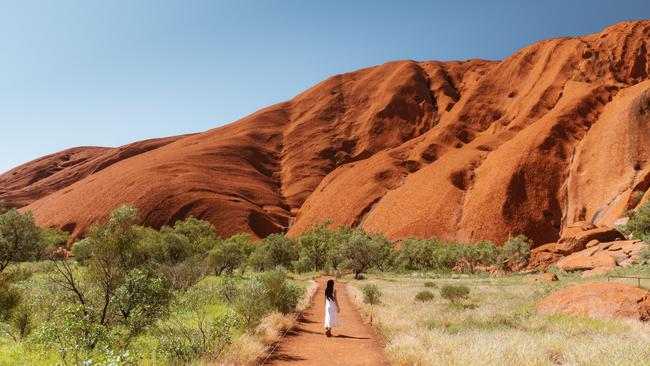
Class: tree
0,209,45,272
164,217,218,253
251,233,298,271
206,240,245,276
339,229,392,279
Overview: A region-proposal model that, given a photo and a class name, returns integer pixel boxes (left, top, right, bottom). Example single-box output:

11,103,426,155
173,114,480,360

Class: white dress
324,293,341,328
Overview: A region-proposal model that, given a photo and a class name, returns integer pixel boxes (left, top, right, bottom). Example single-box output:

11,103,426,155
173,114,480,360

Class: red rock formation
536,282,650,321
1,21,649,242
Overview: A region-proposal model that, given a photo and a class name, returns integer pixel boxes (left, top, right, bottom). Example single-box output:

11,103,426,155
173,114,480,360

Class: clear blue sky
1,0,648,174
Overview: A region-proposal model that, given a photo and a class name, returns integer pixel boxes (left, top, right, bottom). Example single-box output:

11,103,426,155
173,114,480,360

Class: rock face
536,282,650,321
1,21,650,242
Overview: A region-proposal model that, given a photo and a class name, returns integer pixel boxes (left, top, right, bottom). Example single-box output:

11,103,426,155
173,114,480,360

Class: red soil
1,20,649,243
264,277,389,366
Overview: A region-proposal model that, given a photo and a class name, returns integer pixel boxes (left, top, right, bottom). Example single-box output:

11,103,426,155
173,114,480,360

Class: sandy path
264,277,389,366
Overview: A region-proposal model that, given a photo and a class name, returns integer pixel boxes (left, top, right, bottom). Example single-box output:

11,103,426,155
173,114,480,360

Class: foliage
501,235,532,267
113,268,173,335
234,276,270,330
440,284,470,303
621,202,650,241
424,281,437,288
32,304,109,364
257,269,302,314
250,233,298,271
0,209,47,272
0,279,21,320
360,283,381,305
414,290,435,302
206,239,246,276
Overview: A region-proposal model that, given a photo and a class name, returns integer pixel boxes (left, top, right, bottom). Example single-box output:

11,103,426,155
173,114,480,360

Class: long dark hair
325,279,335,301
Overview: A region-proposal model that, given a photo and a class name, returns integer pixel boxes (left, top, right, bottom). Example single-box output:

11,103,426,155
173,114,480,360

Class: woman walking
323,279,341,337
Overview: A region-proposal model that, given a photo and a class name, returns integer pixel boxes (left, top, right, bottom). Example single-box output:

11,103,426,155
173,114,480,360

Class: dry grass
350,273,650,366
213,278,318,366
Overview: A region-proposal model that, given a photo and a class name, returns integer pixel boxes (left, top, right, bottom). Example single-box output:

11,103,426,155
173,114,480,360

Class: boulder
531,242,558,253
580,266,615,278
536,282,650,321
555,227,625,255
585,239,600,248
559,221,597,240
532,272,559,283
555,251,617,271
526,251,563,271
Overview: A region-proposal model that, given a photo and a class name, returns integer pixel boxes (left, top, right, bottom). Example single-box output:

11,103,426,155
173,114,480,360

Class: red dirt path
264,277,389,366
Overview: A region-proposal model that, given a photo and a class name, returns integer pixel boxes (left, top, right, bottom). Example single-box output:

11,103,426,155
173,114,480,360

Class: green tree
0,209,45,272
339,229,393,279
206,240,245,275
251,233,298,271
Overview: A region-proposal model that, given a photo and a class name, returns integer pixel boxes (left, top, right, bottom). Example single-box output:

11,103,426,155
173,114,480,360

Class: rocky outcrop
1,21,649,243
536,282,650,321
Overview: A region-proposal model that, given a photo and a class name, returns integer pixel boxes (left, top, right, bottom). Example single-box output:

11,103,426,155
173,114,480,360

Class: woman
324,279,341,337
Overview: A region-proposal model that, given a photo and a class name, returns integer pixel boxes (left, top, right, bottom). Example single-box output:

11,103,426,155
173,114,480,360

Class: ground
347,269,650,366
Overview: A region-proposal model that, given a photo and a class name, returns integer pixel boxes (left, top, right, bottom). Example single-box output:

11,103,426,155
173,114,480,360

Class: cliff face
1,21,649,244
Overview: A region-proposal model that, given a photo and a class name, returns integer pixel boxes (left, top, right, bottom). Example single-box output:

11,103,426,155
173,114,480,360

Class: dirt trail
264,277,389,366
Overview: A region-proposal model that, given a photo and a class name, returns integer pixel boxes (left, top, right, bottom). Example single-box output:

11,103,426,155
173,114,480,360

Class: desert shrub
501,235,532,267
258,269,302,314
235,276,270,330
162,256,205,291
638,246,650,264
360,284,381,305
424,281,437,288
157,309,239,363
70,238,94,263
113,268,173,335
440,284,470,303
292,256,312,274
0,279,21,320
216,275,239,303
414,290,435,302
621,202,650,241
33,304,109,364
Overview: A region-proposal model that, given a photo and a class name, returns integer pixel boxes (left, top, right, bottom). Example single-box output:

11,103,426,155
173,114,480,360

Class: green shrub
621,202,650,240
360,284,381,305
113,268,173,335
638,246,650,264
235,276,270,330
424,281,437,288
501,235,532,267
258,269,302,314
0,279,21,320
440,284,470,303
414,290,435,302
292,256,312,274
157,310,239,363
216,275,239,304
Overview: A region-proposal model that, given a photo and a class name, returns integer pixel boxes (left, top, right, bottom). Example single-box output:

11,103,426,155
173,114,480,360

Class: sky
1,0,649,174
